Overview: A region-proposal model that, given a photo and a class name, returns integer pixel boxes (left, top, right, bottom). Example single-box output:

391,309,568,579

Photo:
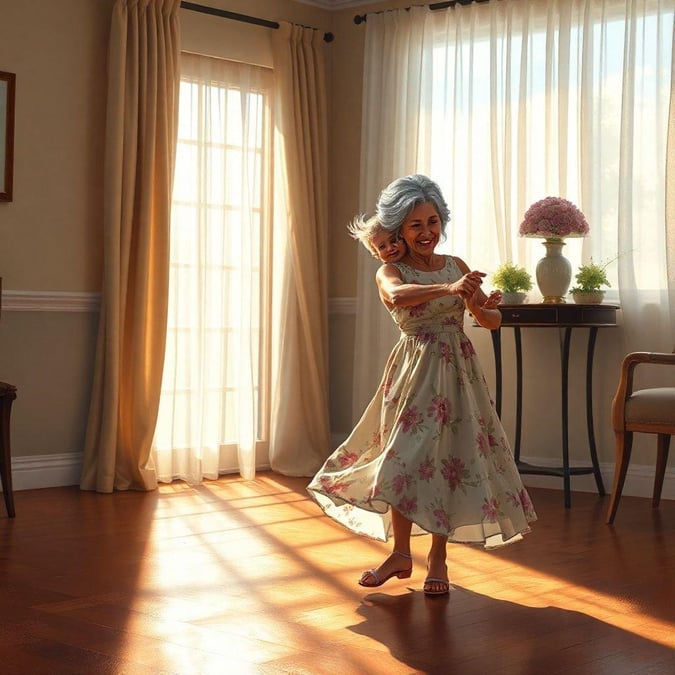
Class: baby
348,214,407,264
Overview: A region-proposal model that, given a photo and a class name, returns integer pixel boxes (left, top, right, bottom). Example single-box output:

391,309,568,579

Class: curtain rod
354,0,491,24
180,1,334,42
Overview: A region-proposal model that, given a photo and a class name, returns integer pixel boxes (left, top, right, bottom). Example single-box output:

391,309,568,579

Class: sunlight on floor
136,476,675,669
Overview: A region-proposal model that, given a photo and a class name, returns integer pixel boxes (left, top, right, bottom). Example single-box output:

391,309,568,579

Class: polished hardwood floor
0,473,673,674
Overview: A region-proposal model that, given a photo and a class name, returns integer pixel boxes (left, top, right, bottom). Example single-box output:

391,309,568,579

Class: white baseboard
4,448,674,502
5,453,271,491
10,452,84,491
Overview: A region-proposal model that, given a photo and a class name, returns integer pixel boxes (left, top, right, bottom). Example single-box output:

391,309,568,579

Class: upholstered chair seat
625,388,675,425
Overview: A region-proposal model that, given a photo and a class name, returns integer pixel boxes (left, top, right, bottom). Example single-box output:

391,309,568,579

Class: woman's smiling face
400,202,442,256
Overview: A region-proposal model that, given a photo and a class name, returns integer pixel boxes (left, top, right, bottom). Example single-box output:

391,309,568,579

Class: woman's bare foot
358,550,413,588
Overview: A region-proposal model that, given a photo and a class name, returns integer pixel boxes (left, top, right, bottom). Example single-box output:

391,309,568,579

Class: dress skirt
308,257,537,549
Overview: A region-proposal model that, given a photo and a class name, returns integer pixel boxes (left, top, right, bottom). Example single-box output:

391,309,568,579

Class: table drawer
499,307,558,324
580,307,617,324
496,303,619,326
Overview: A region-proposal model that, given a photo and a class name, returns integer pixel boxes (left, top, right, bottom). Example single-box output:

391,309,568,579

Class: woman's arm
376,262,484,308
454,257,502,330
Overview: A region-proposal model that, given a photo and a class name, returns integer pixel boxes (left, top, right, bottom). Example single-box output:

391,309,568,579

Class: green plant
570,258,612,292
491,262,533,293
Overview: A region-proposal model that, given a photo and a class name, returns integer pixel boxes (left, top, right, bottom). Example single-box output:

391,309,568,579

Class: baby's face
370,230,406,263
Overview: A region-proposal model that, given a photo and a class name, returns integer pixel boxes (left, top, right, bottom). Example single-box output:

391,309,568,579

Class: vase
535,238,571,304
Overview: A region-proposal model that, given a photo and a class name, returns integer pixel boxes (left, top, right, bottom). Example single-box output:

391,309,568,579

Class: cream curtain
81,0,180,492
269,23,331,475
355,0,675,411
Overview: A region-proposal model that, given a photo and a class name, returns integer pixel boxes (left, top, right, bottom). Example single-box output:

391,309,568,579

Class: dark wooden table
486,302,620,508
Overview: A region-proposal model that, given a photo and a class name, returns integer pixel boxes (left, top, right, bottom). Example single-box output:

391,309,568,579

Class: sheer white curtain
355,0,675,411
667,22,675,350
152,53,273,483
353,7,430,417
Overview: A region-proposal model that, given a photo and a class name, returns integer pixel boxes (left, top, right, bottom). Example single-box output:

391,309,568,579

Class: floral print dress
308,256,536,548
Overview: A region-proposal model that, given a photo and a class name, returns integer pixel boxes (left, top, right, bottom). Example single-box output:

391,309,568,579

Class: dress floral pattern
307,256,536,548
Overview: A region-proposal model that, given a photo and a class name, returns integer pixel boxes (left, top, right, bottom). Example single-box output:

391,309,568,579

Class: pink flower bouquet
519,197,589,239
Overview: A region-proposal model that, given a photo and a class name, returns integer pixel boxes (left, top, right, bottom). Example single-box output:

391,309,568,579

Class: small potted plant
491,262,533,304
569,258,611,304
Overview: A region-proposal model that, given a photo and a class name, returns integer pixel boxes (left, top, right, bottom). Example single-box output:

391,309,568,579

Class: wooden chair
606,352,675,524
0,381,17,518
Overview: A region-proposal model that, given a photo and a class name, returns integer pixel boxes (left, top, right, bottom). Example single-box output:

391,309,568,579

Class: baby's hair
347,214,384,251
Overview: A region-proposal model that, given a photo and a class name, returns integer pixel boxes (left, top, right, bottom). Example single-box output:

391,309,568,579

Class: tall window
153,53,273,483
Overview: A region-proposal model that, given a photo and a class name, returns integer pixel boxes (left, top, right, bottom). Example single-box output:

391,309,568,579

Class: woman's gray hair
375,174,451,236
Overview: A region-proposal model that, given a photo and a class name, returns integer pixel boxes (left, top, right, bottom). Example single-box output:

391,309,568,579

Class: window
153,53,273,483
427,1,673,297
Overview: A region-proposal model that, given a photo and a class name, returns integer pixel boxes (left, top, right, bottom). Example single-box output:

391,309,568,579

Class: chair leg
606,430,633,524
0,390,16,518
652,434,671,508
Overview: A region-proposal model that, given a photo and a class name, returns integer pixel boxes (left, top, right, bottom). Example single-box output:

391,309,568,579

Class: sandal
424,558,450,596
423,577,450,596
358,551,413,588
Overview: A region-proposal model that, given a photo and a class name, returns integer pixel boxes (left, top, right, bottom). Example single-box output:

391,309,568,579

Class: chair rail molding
3,294,640,321
2,290,101,312
3,292,346,314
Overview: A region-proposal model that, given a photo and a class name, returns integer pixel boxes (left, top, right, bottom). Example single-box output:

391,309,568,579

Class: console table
486,303,619,508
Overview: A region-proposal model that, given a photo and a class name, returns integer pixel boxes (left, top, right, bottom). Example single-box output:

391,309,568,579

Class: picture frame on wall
0,71,16,202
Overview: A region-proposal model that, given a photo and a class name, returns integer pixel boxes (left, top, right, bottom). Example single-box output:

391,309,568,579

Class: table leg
490,328,502,418
560,327,573,508
492,327,523,462
586,327,606,496
514,327,523,463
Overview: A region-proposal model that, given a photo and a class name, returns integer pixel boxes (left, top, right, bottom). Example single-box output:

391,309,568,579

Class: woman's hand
481,290,503,310
465,287,502,330
449,271,486,299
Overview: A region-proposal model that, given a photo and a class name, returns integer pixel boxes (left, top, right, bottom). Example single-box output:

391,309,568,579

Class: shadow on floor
348,585,675,675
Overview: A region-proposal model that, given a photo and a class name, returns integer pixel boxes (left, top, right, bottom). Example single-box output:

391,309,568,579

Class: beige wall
0,0,113,466
0,0,110,290
0,0,666,495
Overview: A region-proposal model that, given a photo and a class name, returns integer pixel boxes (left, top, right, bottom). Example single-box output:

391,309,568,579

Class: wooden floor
0,474,673,675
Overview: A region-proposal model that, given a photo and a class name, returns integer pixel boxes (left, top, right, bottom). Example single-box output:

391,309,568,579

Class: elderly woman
308,175,536,596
